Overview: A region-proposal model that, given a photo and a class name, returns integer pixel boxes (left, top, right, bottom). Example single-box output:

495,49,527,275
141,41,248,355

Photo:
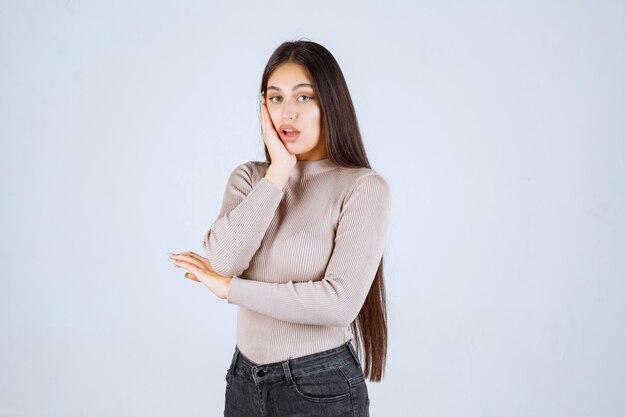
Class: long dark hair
259,39,388,382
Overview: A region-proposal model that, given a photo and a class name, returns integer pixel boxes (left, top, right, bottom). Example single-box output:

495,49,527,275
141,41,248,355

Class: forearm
203,176,285,276
224,173,391,326
226,276,362,326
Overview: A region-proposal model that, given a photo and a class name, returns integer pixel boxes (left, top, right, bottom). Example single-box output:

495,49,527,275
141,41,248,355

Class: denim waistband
229,340,362,385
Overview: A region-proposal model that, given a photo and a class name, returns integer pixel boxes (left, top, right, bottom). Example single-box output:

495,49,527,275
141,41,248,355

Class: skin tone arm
169,93,295,299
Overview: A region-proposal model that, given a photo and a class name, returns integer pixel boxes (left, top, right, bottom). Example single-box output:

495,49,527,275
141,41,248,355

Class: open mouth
278,124,300,141
282,129,299,138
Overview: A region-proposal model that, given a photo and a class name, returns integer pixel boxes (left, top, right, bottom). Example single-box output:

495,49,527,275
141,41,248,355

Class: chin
285,142,308,151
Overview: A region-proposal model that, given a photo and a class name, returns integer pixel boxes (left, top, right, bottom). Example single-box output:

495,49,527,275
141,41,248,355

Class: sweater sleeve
202,162,285,277
226,173,391,327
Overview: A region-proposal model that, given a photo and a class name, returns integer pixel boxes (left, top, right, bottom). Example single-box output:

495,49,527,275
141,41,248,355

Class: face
266,62,327,160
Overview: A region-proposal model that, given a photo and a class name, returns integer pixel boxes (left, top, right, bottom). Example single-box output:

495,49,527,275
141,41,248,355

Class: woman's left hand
168,252,232,300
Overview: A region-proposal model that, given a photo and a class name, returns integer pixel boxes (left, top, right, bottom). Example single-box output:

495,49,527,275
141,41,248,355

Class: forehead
267,63,312,87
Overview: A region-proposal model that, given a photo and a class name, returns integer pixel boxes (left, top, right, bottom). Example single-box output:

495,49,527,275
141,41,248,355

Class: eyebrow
266,83,313,92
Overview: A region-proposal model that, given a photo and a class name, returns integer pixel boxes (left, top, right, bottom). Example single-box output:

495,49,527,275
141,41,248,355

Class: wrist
224,276,233,300
265,164,291,191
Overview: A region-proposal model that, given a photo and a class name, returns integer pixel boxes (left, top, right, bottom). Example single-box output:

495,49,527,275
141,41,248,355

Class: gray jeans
224,340,370,416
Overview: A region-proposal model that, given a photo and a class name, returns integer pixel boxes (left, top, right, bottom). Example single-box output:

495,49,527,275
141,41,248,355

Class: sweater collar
291,157,337,179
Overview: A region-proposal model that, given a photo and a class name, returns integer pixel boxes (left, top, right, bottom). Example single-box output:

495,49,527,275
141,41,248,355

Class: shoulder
339,166,389,192
337,166,391,206
229,160,267,175
227,160,269,184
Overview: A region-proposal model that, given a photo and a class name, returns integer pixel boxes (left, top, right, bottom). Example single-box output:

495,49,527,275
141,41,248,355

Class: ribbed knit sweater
202,157,391,365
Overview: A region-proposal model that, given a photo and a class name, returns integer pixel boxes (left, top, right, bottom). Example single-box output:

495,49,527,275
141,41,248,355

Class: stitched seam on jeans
256,385,264,416
291,366,352,403
348,374,365,384
289,385,351,403
270,387,279,417
292,359,353,378
349,383,356,417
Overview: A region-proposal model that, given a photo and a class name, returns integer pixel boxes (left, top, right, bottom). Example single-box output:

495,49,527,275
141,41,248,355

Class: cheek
268,108,279,126
308,108,321,132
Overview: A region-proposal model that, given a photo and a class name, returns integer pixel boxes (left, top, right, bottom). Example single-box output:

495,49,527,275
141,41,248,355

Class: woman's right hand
260,93,297,169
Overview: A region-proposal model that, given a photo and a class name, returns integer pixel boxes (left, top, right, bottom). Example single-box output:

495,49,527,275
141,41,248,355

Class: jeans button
256,369,265,377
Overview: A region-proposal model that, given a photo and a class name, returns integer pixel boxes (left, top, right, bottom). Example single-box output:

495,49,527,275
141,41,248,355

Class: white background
1,1,624,416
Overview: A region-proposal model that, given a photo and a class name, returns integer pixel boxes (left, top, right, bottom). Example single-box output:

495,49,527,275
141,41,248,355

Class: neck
290,156,336,180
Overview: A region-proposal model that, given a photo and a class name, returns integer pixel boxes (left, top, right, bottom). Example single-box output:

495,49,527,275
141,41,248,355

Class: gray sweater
203,157,391,365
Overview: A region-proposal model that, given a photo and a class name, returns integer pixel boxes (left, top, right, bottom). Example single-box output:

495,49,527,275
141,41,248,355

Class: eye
268,95,315,103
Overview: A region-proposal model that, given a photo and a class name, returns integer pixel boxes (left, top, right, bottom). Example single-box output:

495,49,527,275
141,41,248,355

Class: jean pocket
289,366,351,403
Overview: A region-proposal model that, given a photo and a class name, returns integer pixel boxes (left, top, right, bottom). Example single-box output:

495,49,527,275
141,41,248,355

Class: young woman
169,40,391,416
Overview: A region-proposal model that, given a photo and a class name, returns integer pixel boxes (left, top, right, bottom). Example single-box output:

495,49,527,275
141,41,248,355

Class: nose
281,99,297,120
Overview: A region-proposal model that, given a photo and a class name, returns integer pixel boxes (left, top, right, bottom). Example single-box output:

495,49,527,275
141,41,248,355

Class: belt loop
281,360,296,388
346,340,362,367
